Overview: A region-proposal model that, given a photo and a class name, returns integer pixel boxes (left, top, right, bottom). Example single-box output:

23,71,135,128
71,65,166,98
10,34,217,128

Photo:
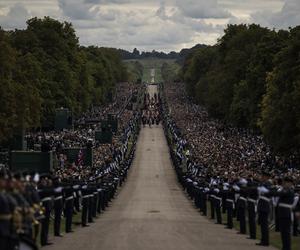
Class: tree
0,17,130,143
261,26,300,154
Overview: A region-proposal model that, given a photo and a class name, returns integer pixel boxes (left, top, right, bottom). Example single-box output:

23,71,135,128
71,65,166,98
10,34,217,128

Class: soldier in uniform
292,191,299,237
63,183,74,233
81,184,90,227
275,177,295,250
236,179,247,235
73,183,81,214
28,176,42,243
0,173,12,250
256,172,272,246
295,188,300,238
225,183,235,229
201,186,209,216
53,178,63,237
214,185,222,225
209,187,215,220
38,176,53,246
246,180,258,240
87,184,95,224
274,178,283,232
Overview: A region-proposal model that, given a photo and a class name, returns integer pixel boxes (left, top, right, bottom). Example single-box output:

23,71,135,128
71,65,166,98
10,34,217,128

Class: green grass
205,202,300,250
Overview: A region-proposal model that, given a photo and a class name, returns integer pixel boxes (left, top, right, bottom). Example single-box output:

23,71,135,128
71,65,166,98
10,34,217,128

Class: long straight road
46,85,274,250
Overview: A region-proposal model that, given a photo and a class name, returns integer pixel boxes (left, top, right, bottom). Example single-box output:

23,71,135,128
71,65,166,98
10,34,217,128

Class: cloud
84,0,131,3
0,3,31,29
48,0,231,51
2,0,299,51
156,1,168,20
58,0,99,20
176,0,232,19
250,0,300,29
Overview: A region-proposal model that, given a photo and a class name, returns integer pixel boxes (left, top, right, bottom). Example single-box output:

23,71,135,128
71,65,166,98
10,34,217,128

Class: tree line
182,24,300,156
0,17,128,143
125,60,144,83
119,44,205,62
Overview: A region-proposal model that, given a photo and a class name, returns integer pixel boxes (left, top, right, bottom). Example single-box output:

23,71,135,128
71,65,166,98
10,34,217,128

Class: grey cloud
176,0,232,19
6,0,297,51
156,1,168,20
251,0,300,29
84,0,131,4
0,3,30,29
58,0,98,20
155,2,222,34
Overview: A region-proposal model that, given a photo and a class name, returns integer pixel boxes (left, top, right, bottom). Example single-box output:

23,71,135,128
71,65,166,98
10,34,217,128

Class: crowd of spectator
163,82,300,183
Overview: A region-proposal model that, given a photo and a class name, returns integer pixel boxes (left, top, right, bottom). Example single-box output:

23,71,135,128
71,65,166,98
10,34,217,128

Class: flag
77,149,84,166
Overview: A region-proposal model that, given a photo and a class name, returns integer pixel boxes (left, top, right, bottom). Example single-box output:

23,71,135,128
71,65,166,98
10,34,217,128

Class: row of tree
125,60,144,83
182,24,300,155
161,62,181,84
0,17,128,142
119,44,205,62
119,48,179,60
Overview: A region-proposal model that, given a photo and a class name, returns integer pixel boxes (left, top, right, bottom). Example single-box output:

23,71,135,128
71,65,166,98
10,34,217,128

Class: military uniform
257,182,272,246
53,185,63,236
0,191,12,250
81,184,89,227
63,184,74,233
246,183,258,239
38,187,53,246
237,188,247,234
275,183,295,250
225,187,235,229
214,188,222,224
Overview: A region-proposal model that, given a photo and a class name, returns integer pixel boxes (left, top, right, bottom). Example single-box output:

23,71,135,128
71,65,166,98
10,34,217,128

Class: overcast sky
0,0,299,52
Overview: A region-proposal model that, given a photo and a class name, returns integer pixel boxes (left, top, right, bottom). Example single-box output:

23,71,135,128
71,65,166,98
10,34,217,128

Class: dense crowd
0,82,143,250
161,82,300,250
164,82,300,179
24,82,142,172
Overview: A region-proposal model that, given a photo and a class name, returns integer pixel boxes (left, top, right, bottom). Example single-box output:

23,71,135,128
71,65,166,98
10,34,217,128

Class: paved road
45,85,275,250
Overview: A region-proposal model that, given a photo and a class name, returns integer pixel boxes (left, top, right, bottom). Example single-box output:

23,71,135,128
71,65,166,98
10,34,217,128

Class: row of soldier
0,82,142,250
0,122,138,249
0,146,135,249
160,82,300,250
164,115,300,250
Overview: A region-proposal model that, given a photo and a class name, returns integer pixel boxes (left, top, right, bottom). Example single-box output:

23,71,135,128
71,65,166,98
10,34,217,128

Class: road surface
45,85,275,250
